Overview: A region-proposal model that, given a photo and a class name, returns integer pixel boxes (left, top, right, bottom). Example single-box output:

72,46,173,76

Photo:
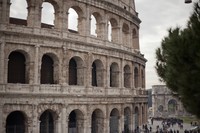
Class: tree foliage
155,3,200,118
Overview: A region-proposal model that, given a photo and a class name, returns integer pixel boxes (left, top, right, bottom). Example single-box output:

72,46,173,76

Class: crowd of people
133,117,200,133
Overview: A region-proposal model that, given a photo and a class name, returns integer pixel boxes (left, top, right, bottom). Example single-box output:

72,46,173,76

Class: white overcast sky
10,0,197,89
135,0,197,89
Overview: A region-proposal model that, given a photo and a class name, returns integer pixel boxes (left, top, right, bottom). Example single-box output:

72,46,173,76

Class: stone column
34,45,39,84
32,105,39,133
61,107,67,133
62,46,68,85
86,52,92,88
55,119,62,133
27,2,41,28
0,38,5,84
0,0,10,24
0,104,4,133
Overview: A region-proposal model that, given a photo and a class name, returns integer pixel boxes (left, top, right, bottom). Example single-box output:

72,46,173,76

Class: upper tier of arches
1,0,140,50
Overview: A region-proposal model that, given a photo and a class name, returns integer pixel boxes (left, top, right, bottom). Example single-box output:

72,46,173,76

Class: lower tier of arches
0,98,148,133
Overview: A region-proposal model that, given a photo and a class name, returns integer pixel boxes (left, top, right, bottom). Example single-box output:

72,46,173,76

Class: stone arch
39,109,58,133
90,12,103,38
68,6,84,33
68,109,84,133
40,53,59,84
68,56,85,85
6,111,28,133
91,109,104,133
91,59,104,87
124,107,131,133
108,18,119,42
134,106,139,129
122,23,130,46
109,108,120,133
168,99,177,114
134,67,139,88
141,69,145,88
7,50,30,84
9,0,28,26
40,0,60,28
110,62,119,87
124,65,131,88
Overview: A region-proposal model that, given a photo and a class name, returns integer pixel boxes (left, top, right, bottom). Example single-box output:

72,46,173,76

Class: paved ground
145,119,194,133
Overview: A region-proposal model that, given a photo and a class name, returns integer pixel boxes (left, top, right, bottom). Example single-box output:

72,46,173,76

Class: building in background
152,85,189,118
0,0,147,132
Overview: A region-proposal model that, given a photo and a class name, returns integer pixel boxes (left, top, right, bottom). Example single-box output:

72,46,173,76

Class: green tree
155,3,200,118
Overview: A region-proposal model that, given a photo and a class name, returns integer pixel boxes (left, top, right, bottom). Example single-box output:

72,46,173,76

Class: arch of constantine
0,0,148,132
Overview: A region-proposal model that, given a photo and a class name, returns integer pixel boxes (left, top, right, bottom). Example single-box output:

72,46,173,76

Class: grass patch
178,116,199,124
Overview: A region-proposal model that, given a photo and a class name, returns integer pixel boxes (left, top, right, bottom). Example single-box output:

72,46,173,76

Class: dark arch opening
134,67,139,88
91,109,104,133
92,62,97,86
41,55,54,84
8,51,26,83
39,110,54,133
110,108,119,133
69,58,77,85
6,111,26,133
124,107,131,133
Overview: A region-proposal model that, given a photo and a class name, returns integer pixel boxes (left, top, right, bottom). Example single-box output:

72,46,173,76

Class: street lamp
185,0,192,3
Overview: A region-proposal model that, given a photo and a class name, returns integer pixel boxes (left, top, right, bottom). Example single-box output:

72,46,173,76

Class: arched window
108,21,112,41
8,51,26,83
110,108,119,133
124,65,131,88
122,23,129,46
110,63,119,87
91,109,104,133
141,69,145,88
41,2,55,28
41,55,54,84
90,14,97,37
92,63,97,86
68,8,78,32
6,111,26,133
134,107,139,128
134,67,139,88
9,0,27,25
109,18,118,43
168,99,177,114
69,57,84,86
124,107,131,133
92,60,104,87
69,58,77,85
40,110,54,133
68,110,84,133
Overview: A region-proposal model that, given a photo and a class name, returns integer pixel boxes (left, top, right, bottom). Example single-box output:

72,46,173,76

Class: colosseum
0,0,148,132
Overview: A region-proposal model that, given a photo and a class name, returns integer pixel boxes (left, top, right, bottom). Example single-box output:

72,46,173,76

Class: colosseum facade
0,0,148,132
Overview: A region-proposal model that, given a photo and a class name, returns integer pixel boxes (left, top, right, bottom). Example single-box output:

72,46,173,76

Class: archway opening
168,99,177,114
92,60,104,87
124,65,131,88
134,107,139,129
110,63,119,87
109,108,119,133
90,14,97,37
68,110,84,133
124,107,131,133
69,58,77,85
8,51,26,83
9,0,27,25
134,67,139,88
68,8,78,32
91,109,104,133
41,2,55,28
6,111,26,133
39,110,54,133
41,54,54,84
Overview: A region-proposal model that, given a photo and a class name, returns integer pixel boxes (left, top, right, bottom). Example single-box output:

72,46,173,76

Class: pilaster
0,38,5,84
